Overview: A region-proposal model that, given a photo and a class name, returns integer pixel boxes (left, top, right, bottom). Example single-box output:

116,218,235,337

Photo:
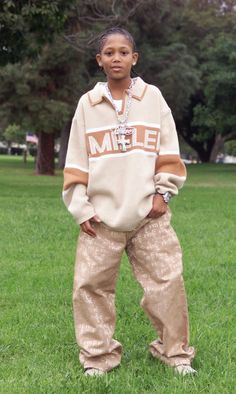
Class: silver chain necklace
105,79,135,152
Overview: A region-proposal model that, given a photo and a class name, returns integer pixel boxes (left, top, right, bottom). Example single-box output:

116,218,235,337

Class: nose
113,52,121,62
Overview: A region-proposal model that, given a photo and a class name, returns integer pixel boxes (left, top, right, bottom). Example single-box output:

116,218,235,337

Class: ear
96,54,102,67
132,52,139,66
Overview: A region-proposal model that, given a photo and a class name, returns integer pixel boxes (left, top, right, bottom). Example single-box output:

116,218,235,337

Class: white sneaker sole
84,368,105,377
174,365,197,376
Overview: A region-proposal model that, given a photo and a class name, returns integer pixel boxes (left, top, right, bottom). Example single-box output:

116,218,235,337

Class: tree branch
62,35,86,53
63,0,147,52
223,131,236,142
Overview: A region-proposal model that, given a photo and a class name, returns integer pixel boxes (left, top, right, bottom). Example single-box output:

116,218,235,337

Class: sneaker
84,368,105,377
174,364,197,376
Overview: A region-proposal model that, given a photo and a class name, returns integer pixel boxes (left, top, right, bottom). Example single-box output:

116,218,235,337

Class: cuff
76,211,96,225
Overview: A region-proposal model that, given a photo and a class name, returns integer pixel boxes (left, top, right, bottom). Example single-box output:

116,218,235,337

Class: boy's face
96,34,138,81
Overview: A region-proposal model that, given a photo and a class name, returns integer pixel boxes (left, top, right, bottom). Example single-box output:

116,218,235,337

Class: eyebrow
103,46,131,50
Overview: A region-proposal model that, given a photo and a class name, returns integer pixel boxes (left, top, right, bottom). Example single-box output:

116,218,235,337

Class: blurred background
0,0,236,174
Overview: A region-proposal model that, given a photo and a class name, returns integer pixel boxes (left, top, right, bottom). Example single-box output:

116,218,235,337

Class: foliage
224,140,236,156
0,38,85,137
193,34,236,138
138,41,200,121
0,63,67,136
0,0,75,65
3,123,25,144
179,0,236,161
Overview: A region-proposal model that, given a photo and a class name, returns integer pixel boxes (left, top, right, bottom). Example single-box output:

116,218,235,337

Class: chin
110,74,129,80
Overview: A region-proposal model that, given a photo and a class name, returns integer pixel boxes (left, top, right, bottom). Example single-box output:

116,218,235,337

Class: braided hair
97,27,136,53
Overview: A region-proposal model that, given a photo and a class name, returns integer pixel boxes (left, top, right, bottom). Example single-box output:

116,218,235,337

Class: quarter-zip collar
88,77,147,107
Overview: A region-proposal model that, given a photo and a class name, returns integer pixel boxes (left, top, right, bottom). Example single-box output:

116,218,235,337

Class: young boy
63,27,196,376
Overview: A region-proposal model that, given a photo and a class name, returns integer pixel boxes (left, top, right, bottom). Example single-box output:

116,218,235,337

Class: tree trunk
58,120,71,169
193,146,211,163
209,134,225,163
181,136,211,162
36,131,55,175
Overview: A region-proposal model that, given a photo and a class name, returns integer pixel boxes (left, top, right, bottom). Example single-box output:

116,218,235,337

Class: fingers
147,194,168,218
80,220,97,237
80,215,102,237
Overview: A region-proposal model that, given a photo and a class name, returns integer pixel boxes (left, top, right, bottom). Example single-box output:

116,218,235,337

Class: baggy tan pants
73,209,195,372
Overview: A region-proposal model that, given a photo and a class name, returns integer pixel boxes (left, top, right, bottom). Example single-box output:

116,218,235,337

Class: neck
107,77,132,99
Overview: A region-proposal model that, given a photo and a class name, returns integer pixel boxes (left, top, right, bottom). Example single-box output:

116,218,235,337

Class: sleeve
154,94,187,196
62,98,95,224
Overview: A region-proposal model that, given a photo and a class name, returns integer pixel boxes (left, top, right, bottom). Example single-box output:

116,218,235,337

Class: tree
0,0,78,174
3,123,25,145
224,140,236,157
0,38,84,174
3,123,26,156
178,0,236,162
192,34,236,162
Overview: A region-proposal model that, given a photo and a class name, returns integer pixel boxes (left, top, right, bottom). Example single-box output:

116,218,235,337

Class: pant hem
149,347,193,367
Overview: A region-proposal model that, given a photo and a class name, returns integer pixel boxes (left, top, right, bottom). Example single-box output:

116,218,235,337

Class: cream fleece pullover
63,77,186,231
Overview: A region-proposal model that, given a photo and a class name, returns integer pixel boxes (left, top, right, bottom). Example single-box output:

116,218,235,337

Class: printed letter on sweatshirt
88,133,112,154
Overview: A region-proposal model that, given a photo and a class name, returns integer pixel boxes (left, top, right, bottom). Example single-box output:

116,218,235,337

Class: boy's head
96,27,138,81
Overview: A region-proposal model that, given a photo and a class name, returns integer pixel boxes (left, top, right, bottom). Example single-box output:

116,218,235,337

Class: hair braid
97,27,136,53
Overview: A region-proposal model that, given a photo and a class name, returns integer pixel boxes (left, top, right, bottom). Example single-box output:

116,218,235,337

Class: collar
88,77,147,106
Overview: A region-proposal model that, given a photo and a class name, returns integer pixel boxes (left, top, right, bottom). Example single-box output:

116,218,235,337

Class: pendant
113,125,135,136
114,124,126,135
125,127,135,136
117,134,130,152
111,125,135,152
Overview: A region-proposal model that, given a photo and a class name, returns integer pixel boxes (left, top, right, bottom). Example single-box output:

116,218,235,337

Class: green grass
0,156,236,394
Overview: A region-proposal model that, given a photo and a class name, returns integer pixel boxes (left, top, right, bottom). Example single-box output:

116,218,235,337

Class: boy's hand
147,194,168,218
80,215,101,237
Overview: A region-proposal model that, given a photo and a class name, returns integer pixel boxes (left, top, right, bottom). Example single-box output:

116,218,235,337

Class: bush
224,141,236,156
10,147,23,156
0,146,8,154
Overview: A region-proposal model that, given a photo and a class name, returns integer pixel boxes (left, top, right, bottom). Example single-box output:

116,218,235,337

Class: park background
0,1,236,393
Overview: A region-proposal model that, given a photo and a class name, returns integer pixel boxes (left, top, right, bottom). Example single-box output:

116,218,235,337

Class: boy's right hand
147,193,168,218
80,215,101,237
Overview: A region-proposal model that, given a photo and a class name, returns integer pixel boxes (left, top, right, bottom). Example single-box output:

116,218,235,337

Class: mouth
111,66,122,72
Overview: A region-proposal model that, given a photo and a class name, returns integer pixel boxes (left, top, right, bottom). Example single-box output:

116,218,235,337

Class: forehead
101,34,133,50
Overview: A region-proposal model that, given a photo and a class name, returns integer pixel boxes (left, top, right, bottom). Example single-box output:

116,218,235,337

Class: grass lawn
0,156,236,393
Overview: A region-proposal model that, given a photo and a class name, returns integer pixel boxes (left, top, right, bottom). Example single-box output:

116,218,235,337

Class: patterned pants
73,209,195,372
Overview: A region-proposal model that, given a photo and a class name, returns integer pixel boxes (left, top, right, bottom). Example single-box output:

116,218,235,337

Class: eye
121,51,128,55
104,51,112,56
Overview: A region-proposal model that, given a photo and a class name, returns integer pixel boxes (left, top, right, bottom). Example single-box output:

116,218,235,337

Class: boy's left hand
147,194,168,218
